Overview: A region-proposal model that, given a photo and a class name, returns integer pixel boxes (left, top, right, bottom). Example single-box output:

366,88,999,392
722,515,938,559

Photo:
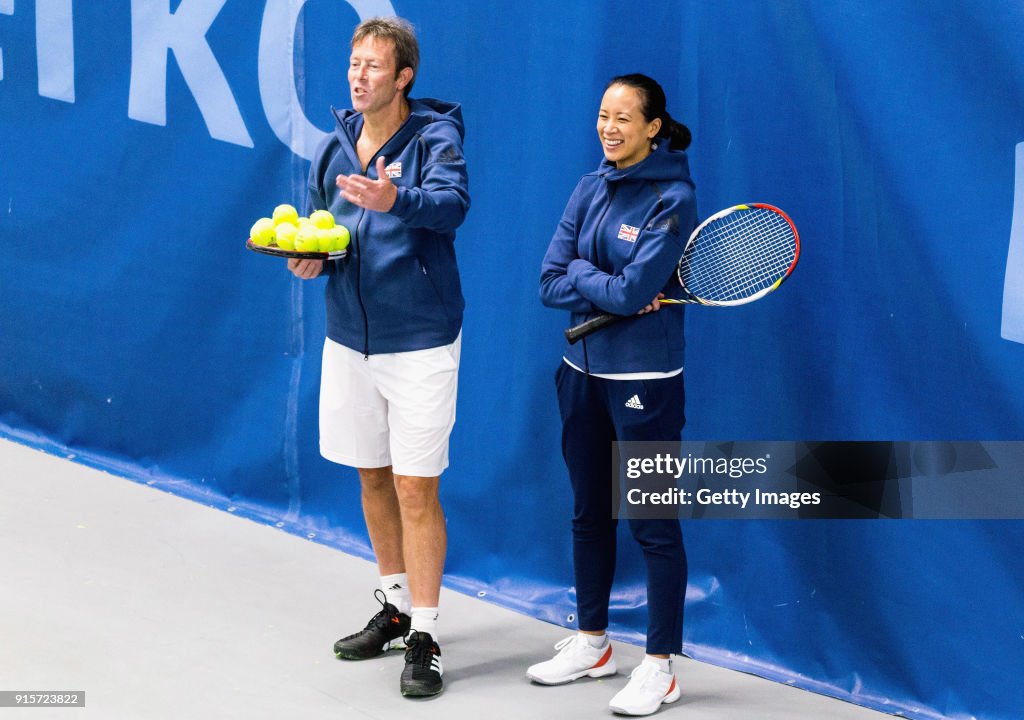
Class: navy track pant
555,362,687,655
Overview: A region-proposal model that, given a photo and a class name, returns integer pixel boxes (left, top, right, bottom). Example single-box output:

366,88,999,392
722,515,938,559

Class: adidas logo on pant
625,394,645,410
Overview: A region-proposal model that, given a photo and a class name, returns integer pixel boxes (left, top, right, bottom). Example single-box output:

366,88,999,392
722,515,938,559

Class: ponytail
660,111,692,151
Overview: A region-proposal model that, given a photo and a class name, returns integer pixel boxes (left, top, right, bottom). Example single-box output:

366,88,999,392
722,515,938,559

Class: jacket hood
597,141,692,185
332,98,465,145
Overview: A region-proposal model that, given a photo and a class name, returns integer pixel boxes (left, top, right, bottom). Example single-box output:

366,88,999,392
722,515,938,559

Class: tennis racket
564,203,799,344
245,238,347,261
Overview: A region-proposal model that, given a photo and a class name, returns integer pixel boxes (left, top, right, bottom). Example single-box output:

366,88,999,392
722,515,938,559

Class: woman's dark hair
607,73,691,151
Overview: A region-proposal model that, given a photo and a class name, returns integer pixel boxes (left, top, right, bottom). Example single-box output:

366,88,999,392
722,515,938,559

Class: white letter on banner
0,0,12,82
36,0,75,101
128,0,252,148
258,0,395,160
1002,142,1024,344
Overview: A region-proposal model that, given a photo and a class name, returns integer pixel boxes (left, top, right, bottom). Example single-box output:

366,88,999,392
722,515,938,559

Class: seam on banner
1001,141,1024,343
282,275,304,521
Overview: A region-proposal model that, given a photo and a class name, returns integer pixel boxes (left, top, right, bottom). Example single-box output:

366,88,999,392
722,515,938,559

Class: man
288,16,469,698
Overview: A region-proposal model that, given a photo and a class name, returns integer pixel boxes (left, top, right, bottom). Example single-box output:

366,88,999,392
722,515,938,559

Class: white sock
580,632,608,648
645,655,672,673
410,607,439,642
379,573,411,615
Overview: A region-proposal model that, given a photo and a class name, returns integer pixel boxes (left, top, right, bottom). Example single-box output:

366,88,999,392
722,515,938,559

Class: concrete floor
0,438,895,720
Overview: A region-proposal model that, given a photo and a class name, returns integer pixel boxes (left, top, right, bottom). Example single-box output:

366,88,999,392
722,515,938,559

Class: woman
530,74,696,717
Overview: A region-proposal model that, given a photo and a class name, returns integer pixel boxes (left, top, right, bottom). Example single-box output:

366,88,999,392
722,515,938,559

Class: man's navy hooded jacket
307,98,470,355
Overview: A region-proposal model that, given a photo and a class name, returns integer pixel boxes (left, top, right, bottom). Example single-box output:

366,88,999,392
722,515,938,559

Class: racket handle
564,312,623,344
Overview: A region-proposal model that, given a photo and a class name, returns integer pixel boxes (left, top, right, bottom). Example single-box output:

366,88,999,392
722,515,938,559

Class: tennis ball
310,210,336,229
295,224,320,253
250,218,276,246
272,204,299,226
330,225,351,251
316,228,336,252
276,222,298,250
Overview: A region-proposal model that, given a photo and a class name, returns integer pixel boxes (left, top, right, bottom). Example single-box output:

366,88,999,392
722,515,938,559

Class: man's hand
336,156,398,212
288,258,324,279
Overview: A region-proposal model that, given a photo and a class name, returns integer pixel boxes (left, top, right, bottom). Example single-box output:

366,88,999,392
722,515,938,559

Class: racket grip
564,313,623,344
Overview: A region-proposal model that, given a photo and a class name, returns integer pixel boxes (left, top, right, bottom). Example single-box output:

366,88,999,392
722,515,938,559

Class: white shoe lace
552,633,606,658
628,661,667,692
553,634,582,656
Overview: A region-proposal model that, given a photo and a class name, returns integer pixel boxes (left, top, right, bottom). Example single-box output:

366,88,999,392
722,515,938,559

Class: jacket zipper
354,154,386,359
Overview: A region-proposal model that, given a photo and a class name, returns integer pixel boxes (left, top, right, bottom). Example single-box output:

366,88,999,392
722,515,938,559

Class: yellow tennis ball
272,204,298,226
295,225,320,252
250,218,275,246
316,228,336,252
276,222,298,250
310,210,335,229
330,225,350,251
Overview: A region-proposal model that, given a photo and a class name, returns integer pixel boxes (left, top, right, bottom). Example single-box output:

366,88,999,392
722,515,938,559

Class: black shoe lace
341,589,399,641
404,633,436,668
370,588,399,624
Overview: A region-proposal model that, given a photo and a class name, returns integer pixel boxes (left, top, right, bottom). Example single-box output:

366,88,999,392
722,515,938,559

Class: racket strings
681,209,796,303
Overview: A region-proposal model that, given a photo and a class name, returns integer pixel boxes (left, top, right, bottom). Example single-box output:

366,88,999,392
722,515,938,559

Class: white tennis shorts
319,333,461,477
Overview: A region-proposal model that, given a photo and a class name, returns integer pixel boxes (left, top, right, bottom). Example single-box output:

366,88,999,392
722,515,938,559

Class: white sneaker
526,634,617,685
608,659,681,715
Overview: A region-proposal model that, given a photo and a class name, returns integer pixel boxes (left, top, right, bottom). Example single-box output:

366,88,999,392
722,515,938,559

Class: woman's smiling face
597,84,662,169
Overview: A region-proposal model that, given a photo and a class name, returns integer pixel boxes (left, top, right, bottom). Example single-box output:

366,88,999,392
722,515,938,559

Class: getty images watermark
623,451,821,511
614,441,1024,520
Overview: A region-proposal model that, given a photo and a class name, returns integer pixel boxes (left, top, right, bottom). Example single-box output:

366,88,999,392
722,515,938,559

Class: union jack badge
617,224,640,242
384,161,403,179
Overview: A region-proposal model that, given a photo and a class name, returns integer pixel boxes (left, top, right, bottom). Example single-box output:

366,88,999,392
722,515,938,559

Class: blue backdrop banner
2,3,1022,719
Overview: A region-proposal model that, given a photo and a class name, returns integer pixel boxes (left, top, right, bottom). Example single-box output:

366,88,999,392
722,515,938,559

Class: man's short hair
351,17,419,97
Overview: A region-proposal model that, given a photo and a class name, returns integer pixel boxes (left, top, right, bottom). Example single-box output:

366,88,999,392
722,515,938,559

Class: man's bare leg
332,466,411,662
393,474,446,609
357,466,404,576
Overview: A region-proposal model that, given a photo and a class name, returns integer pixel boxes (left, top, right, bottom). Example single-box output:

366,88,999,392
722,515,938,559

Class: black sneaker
400,631,444,697
333,590,411,660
